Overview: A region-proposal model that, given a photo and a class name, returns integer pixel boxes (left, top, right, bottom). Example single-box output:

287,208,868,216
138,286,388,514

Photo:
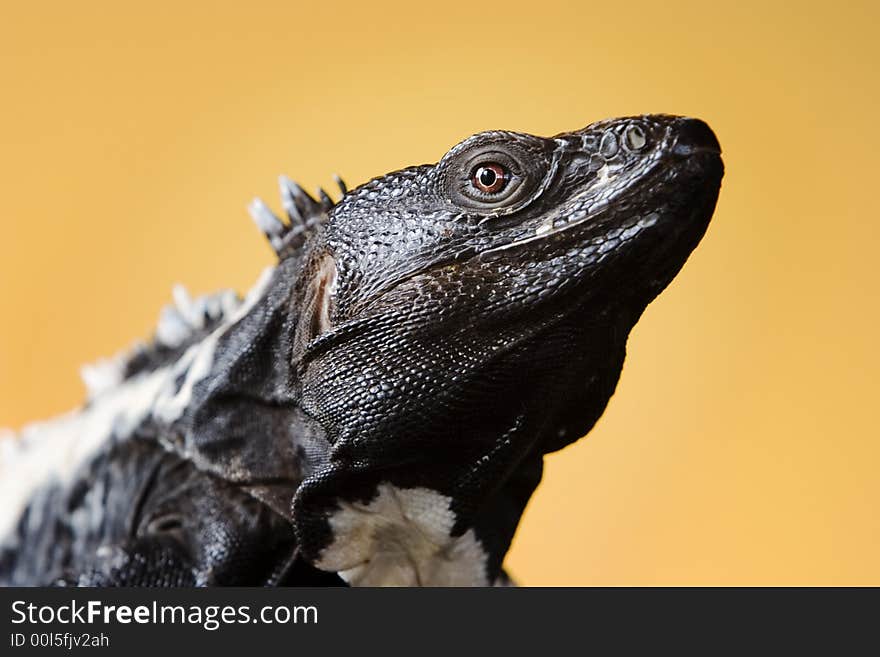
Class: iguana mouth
478,204,641,260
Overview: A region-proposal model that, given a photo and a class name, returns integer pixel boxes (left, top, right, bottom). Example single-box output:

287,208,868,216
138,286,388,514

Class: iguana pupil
474,164,506,193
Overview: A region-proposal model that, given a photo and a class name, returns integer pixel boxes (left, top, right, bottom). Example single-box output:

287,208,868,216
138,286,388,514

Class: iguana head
288,114,723,585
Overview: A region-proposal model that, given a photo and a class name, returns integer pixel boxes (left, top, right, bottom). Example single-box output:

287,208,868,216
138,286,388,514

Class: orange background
1,1,878,584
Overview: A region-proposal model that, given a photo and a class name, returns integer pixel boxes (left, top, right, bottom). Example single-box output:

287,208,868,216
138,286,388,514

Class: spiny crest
248,174,347,259
80,286,241,399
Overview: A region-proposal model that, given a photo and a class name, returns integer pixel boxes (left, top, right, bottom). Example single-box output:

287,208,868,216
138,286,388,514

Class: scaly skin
0,115,722,586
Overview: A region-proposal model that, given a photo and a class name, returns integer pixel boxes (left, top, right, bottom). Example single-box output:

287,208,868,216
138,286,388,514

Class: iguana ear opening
295,253,338,351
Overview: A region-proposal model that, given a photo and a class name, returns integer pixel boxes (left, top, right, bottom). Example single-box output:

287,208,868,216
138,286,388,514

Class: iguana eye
444,138,551,214
472,164,507,194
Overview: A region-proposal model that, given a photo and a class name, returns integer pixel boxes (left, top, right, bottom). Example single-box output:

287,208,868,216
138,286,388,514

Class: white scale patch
79,353,128,401
79,286,241,401
315,483,490,586
0,367,171,541
0,267,275,543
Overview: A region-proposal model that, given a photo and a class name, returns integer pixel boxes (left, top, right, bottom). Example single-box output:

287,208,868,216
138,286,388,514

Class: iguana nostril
624,125,647,151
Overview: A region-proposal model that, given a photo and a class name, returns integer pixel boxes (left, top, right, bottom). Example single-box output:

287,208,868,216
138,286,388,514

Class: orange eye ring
471,163,507,194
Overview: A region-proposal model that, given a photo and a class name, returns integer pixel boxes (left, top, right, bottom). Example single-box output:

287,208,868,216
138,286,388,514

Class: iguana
0,115,723,586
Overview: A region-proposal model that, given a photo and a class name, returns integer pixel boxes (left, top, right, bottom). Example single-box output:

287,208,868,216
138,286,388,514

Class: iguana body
0,115,723,586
